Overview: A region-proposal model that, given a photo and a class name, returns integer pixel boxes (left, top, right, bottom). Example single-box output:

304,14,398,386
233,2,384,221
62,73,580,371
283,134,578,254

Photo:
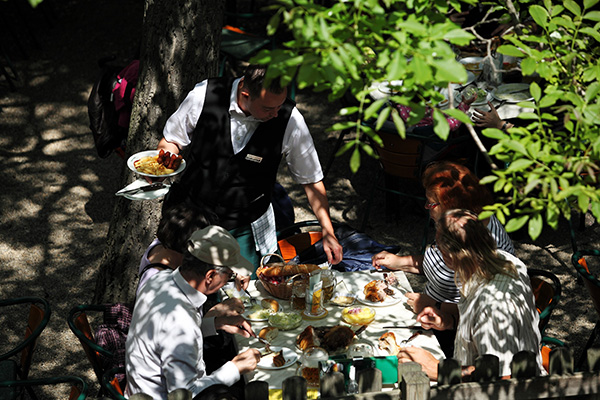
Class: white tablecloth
234,270,445,390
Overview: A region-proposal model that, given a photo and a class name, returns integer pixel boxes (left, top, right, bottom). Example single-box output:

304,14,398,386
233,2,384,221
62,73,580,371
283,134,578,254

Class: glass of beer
291,279,307,311
320,269,337,302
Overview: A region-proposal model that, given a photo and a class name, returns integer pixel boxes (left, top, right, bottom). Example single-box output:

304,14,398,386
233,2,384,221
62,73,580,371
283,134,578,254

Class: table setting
229,265,446,396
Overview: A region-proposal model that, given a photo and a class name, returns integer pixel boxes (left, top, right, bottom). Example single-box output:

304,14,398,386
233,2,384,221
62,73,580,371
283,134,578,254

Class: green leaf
583,11,600,21
506,159,534,173
497,45,525,57
481,128,508,140
578,193,590,212
350,148,361,173
586,82,600,103
518,112,539,120
504,140,529,155
443,28,475,46
529,5,549,28
432,109,450,140
443,108,472,124
564,0,582,16
528,213,543,240
434,59,467,83
390,110,406,138
580,27,600,42
584,0,600,10
375,106,391,130
530,82,542,102
520,58,538,76
591,201,600,221
479,175,499,185
505,215,529,232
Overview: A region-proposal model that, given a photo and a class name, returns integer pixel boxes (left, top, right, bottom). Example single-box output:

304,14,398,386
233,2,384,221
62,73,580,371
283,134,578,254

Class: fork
400,330,423,346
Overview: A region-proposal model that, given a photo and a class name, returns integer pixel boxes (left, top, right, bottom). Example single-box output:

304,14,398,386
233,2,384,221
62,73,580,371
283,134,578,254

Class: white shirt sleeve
162,80,209,148
282,107,324,184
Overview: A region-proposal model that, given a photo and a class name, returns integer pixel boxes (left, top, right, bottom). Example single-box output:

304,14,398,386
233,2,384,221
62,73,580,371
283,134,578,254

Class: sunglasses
424,202,440,210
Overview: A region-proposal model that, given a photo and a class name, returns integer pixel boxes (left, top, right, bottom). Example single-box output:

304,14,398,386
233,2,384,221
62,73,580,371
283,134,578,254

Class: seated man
126,225,261,399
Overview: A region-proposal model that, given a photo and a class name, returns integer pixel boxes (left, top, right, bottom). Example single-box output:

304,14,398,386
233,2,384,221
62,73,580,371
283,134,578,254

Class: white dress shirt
162,78,324,256
454,250,545,377
125,269,240,399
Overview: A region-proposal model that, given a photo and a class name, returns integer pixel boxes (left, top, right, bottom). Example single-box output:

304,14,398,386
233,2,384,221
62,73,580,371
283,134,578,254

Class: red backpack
88,58,139,159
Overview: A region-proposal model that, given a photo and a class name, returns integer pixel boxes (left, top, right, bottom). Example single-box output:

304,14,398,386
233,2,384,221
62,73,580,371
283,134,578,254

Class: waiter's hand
472,102,503,129
323,233,343,265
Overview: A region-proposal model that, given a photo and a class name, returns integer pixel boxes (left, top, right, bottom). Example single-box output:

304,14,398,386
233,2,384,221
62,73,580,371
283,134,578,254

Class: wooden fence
120,347,600,400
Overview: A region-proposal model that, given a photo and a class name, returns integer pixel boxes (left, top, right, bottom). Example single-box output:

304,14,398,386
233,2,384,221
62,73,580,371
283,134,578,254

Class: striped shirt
422,215,514,303
454,250,545,377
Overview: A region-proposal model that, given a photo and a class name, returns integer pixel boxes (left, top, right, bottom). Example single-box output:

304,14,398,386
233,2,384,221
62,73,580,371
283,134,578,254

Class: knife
370,268,393,273
354,325,369,336
381,325,421,329
116,182,166,196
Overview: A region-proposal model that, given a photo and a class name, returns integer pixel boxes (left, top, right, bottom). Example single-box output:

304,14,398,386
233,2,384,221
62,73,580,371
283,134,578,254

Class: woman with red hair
372,161,514,355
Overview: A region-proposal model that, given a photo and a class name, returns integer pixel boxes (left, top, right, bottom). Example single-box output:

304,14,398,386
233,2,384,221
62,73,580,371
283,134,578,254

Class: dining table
230,269,446,397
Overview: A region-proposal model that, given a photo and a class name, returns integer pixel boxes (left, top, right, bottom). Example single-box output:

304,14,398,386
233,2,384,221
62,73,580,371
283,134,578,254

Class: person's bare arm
302,181,343,264
157,137,181,154
372,252,424,274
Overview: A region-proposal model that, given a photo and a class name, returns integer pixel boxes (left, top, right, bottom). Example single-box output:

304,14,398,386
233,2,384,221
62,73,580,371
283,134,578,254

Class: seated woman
397,209,545,379
372,161,514,314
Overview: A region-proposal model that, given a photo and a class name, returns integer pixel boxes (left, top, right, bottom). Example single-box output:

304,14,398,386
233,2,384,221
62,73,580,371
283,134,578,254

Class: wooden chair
0,376,88,400
571,249,600,370
66,305,115,395
0,296,51,400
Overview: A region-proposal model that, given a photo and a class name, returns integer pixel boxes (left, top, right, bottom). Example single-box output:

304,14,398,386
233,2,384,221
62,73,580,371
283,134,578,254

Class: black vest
164,77,295,230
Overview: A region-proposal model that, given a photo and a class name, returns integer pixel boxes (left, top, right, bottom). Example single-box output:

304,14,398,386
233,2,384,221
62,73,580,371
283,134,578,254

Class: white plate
471,91,493,106
115,178,171,201
127,150,186,178
491,83,533,102
378,80,403,94
244,307,273,322
357,287,404,307
257,347,299,370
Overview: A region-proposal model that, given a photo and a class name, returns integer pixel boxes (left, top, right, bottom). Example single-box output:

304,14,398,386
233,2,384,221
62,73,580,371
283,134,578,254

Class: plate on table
491,83,533,103
127,150,186,178
257,347,298,370
378,80,403,94
115,178,171,201
357,287,404,307
459,57,484,74
244,305,273,322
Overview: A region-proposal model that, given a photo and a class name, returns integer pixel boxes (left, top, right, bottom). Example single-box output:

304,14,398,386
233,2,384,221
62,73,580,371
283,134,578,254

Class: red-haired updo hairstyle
421,161,493,214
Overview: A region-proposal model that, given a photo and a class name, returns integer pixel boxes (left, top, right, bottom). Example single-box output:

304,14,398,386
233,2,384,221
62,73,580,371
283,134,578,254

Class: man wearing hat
125,226,260,399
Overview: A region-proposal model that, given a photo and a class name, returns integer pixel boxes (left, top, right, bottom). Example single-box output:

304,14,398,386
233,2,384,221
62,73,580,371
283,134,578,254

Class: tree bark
93,0,224,303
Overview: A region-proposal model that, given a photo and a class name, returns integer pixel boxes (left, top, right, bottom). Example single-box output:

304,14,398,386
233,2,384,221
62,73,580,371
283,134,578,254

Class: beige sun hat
187,225,254,276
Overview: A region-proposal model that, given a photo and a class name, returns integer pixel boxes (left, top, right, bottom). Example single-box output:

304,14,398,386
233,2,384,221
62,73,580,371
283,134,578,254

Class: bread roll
259,327,279,342
261,298,280,312
296,325,320,350
260,263,320,278
378,332,400,356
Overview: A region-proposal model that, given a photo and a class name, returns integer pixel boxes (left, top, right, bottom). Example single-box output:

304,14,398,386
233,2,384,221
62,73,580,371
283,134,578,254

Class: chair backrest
67,305,114,387
102,366,126,400
0,297,51,380
0,376,87,400
572,250,600,316
277,221,324,262
527,268,562,336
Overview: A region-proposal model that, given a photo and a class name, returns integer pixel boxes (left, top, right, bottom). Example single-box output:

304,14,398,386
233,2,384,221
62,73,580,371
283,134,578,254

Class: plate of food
127,150,186,178
463,86,492,106
222,283,251,305
357,280,404,307
459,57,484,75
491,83,533,103
257,347,298,370
268,312,303,330
244,304,274,322
296,325,357,354
115,178,171,201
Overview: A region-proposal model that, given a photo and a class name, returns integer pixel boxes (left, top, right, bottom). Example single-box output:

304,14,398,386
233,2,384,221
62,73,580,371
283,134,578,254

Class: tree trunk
93,0,224,303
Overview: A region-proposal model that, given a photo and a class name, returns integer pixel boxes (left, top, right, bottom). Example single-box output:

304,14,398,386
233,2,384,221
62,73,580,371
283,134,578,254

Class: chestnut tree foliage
255,0,600,239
